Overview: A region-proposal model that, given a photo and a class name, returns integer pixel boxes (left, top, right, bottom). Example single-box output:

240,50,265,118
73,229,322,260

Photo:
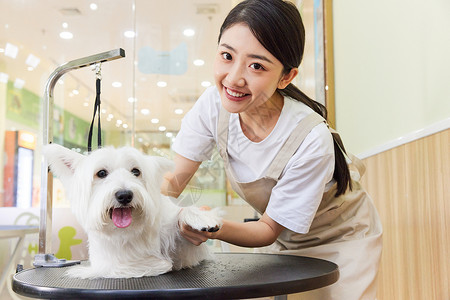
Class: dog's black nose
115,190,133,205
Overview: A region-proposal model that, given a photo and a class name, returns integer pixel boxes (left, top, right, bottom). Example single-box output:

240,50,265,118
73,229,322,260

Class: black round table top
13,253,339,299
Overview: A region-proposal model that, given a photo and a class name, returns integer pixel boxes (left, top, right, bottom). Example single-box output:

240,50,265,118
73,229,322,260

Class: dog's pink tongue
112,208,132,228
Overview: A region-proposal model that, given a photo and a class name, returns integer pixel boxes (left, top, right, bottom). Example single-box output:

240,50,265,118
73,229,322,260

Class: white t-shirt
172,86,335,233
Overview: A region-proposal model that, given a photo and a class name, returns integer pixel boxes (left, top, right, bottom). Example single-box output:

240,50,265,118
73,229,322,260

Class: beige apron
217,108,383,300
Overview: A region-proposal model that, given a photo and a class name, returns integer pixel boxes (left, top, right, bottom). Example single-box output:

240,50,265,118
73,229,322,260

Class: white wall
333,0,450,156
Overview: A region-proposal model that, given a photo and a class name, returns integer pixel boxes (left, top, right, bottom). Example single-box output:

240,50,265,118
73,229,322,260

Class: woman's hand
179,210,285,248
179,222,216,246
179,205,218,246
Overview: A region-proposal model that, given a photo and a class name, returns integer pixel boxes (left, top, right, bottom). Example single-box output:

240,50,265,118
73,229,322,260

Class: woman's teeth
226,88,246,98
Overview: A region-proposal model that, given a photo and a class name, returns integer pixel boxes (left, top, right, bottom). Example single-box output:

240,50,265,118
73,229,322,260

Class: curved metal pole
38,49,125,256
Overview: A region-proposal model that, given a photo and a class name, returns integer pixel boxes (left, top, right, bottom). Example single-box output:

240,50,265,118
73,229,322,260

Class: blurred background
0,0,448,299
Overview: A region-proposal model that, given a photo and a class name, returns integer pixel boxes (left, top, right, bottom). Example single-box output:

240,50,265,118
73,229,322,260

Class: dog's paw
179,207,224,233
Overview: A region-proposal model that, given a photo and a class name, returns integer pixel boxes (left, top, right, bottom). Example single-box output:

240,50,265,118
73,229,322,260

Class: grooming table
12,253,338,299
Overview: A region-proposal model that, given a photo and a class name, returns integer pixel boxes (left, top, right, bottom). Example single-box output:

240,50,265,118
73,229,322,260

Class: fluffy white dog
43,144,223,279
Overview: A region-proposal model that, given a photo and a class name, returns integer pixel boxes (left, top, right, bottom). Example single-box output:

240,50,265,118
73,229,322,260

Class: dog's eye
131,168,141,177
96,169,108,178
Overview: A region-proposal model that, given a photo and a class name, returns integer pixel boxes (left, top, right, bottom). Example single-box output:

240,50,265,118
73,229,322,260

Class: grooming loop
93,63,102,80
88,63,103,152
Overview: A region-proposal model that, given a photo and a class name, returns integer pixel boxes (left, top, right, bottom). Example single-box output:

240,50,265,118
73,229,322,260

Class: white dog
43,144,223,279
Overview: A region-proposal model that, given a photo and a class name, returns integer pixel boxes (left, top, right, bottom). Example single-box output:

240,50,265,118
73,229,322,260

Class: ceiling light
62,22,68,29
112,81,122,88
27,67,34,71
183,29,195,37
123,124,129,129
90,3,98,10
116,119,123,125
128,97,137,103
174,108,183,115
83,102,89,107
72,89,79,95
108,114,114,119
101,108,106,114
14,78,25,89
60,31,73,39
26,54,41,68
201,81,211,87
157,81,167,88
140,108,150,115
5,43,18,58
151,118,159,124
0,48,4,53
193,59,204,66
0,72,9,83
166,132,173,138
124,30,136,38
158,126,166,132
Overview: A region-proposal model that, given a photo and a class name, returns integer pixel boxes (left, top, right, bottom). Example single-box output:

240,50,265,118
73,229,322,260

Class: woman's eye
250,63,264,70
222,52,232,61
96,169,108,178
131,168,141,177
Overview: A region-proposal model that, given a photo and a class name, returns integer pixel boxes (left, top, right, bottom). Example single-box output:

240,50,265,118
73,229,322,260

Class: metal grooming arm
34,49,125,267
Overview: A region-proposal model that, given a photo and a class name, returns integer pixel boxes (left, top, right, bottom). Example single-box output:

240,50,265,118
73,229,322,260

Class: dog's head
43,144,174,234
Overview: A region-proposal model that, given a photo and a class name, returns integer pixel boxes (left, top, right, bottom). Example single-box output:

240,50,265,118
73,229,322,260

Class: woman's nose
226,64,246,87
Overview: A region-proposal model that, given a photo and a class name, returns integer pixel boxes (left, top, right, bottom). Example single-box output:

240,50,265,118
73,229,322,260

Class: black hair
219,0,352,196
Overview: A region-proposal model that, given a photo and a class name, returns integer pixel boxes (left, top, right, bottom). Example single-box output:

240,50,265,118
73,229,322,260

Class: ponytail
279,83,352,196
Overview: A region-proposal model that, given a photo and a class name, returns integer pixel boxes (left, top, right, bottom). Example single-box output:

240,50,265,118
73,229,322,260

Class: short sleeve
265,123,335,234
172,87,220,162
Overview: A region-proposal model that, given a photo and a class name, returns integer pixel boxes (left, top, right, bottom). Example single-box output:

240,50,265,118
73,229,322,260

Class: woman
162,0,382,299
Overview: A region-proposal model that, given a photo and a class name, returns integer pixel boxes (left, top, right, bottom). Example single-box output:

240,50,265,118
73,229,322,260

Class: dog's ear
42,144,84,181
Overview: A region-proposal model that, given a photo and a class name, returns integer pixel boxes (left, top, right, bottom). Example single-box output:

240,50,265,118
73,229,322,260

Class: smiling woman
163,1,382,300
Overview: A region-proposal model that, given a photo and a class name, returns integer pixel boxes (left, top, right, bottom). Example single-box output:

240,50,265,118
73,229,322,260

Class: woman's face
214,23,294,114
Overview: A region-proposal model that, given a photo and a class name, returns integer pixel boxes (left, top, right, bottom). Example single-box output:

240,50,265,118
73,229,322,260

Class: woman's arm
163,154,285,247
180,212,285,247
161,154,201,198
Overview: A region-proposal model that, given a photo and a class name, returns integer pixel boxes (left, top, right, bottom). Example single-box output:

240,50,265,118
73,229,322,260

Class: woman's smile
224,87,251,102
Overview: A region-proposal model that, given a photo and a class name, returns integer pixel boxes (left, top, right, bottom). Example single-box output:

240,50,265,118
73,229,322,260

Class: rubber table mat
13,253,339,299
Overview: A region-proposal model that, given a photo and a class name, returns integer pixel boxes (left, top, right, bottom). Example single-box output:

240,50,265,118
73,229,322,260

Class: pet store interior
0,0,449,299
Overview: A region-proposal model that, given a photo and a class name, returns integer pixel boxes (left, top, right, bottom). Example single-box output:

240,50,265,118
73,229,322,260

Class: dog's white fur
43,144,222,278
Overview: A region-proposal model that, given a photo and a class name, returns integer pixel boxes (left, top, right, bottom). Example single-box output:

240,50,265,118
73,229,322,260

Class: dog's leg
173,207,223,269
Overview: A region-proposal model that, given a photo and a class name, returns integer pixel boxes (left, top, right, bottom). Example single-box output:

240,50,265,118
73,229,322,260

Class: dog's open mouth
109,207,133,228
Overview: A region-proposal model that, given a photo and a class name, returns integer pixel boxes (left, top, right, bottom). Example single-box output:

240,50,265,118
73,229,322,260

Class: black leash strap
88,77,102,152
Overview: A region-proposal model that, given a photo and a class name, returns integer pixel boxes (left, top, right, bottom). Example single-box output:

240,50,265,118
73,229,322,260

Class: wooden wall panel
361,129,449,300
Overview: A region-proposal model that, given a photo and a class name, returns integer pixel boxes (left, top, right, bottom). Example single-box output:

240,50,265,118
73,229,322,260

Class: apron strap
348,153,366,177
217,107,231,163
265,112,326,180
328,127,366,177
